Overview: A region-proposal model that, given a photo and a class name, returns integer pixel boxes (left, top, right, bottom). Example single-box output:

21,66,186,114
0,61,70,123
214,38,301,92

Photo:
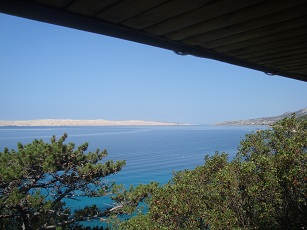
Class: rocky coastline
216,108,307,126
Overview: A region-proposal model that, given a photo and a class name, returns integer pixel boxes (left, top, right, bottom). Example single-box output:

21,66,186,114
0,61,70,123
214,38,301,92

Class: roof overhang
1,0,307,82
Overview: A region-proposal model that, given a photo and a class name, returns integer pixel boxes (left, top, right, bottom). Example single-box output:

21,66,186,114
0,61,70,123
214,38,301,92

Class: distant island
0,119,185,127
216,108,307,126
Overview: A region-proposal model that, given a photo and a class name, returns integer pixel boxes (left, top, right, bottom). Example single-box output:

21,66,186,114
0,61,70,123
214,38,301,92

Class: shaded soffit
1,0,307,82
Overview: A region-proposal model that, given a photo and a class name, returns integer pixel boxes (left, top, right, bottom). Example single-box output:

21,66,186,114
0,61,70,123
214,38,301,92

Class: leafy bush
114,116,306,229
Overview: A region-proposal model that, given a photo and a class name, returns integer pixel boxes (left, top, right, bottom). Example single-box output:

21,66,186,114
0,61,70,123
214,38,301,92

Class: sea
0,125,266,227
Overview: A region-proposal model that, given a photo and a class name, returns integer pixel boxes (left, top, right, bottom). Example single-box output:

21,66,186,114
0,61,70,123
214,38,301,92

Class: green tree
236,115,307,228
0,133,125,230
114,115,306,229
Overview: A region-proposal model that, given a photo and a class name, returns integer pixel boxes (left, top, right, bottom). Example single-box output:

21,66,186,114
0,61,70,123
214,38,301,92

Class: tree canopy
1,116,306,229
0,133,125,229
112,115,307,229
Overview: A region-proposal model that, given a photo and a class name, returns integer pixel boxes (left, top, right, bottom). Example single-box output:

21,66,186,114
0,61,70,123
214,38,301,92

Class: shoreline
0,119,189,127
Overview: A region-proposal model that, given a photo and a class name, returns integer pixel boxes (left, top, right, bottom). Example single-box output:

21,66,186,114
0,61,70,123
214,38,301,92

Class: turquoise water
0,125,265,227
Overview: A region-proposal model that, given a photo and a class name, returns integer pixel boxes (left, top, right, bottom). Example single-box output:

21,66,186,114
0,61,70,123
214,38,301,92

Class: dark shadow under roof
1,0,307,82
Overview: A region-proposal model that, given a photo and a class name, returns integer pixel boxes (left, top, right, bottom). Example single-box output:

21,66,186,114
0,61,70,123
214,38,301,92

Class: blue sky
1,13,306,124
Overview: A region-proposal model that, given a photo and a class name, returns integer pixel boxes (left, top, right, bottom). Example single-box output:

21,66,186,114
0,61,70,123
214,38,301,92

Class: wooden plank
285,67,307,76
258,53,307,65
265,58,307,66
166,0,305,41
224,34,307,57
144,0,265,36
282,65,307,72
291,68,307,75
33,0,73,8
266,60,307,71
265,63,307,77
282,64,307,71
279,63,307,72
180,4,307,45
96,0,168,24
249,48,307,64
237,41,307,59
197,16,307,49
67,0,120,16
213,26,307,53
247,47,307,64
121,0,211,30
265,58,307,68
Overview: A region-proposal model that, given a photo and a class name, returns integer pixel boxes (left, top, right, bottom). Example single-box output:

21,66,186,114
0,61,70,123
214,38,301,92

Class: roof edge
1,0,306,82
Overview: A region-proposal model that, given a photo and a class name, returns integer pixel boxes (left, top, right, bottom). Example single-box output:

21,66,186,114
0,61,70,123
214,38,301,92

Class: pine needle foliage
0,133,125,230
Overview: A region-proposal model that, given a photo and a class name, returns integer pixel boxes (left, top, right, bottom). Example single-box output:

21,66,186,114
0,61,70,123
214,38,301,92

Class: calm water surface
0,125,264,184
0,125,266,225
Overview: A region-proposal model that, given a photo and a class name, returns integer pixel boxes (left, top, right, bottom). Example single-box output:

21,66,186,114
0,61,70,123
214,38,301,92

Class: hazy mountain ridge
217,108,307,126
0,119,183,127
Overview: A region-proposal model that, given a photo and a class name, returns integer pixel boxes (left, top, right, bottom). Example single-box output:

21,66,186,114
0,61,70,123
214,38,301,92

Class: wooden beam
96,0,168,24
144,0,265,36
199,16,307,49
237,41,307,59
166,0,305,41
121,0,209,30
0,0,306,82
181,4,307,45
67,0,121,17
213,26,307,53
225,34,307,57
257,53,307,65
249,48,307,64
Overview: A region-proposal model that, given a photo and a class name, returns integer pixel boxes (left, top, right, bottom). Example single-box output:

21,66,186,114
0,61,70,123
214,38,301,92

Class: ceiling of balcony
1,0,307,81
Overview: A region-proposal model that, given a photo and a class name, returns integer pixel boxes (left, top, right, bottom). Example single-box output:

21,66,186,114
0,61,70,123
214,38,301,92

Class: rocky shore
216,108,307,126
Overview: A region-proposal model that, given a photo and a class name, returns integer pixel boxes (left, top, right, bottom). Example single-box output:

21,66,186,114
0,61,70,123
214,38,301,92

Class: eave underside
1,0,306,82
